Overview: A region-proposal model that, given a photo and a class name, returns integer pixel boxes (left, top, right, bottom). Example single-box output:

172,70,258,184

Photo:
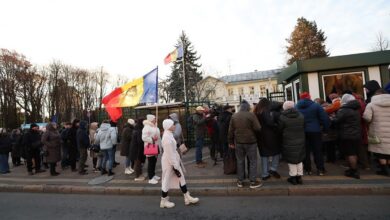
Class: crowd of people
0,79,389,208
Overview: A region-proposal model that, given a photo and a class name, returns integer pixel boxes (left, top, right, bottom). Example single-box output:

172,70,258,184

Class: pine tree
167,31,202,102
286,17,330,65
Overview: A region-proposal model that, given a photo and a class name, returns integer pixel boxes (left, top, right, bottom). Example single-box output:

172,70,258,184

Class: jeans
102,149,114,170
147,156,157,179
125,156,133,168
304,132,325,172
195,137,204,163
235,143,258,182
0,154,10,173
97,154,103,168
261,154,280,177
288,162,303,176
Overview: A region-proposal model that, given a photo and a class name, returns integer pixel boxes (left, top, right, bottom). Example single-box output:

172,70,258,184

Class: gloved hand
173,167,181,177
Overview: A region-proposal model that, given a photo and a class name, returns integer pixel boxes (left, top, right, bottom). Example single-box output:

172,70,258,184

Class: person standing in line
228,100,262,189
218,105,234,158
67,119,80,172
60,122,72,170
296,92,330,176
95,120,117,176
168,113,183,147
142,114,161,184
23,123,46,175
0,129,12,174
110,121,120,168
192,106,208,168
323,93,341,163
254,98,283,180
10,129,22,167
76,120,89,175
41,122,62,176
120,119,135,175
332,94,362,179
160,119,199,209
129,118,146,181
89,122,100,172
279,101,305,185
363,88,390,176
364,80,381,104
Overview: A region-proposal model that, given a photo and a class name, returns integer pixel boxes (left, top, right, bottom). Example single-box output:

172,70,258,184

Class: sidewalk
1,147,389,196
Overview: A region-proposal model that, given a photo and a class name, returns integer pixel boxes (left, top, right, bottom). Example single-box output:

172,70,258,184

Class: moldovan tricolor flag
164,45,183,64
102,68,158,122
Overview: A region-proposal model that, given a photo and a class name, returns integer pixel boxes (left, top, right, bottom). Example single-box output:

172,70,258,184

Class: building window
322,71,365,102
239,87,244,95
228,88,234,96
259,85,266,97
249,86,254,95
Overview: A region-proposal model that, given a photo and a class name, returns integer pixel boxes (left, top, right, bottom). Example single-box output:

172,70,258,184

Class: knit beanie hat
162,119,174,130
127,119,135,125
299,92,311,100
283,101,295,110
341,94,355,105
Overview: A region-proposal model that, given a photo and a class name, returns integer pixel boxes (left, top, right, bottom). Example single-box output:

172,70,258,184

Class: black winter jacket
278,109,306,164
332,100,362,140
120,123,134,156
0,135,12,154
76,121,90,149
129,123,145,163
22,129,42,151
218,110,232,145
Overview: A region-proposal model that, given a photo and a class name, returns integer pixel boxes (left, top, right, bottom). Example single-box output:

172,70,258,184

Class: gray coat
41,123,62,163
192,113,207,139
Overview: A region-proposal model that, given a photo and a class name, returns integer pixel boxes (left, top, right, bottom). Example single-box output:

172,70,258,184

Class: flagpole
155,66,159,126
182,39,187,103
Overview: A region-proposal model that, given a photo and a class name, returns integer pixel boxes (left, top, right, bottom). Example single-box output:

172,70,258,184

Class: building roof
279,50,390,83
220,69,282,83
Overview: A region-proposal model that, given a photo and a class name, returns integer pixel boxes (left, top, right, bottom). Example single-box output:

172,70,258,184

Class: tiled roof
220,69,282,83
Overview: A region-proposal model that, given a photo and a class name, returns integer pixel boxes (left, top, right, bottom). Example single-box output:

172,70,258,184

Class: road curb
1,183,390,196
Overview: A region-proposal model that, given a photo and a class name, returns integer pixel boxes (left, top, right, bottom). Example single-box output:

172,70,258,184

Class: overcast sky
1,0,389,81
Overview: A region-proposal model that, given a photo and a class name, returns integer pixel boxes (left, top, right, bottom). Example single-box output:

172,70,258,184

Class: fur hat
146,114,156,122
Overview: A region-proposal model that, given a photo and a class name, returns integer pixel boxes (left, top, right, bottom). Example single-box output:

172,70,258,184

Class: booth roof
220,69,282,83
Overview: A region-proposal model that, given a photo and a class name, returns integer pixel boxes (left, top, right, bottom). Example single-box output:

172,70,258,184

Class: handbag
144,141,158,156
179,132,188,155
368,134,381,144
90,144,100,153
223,148,237,175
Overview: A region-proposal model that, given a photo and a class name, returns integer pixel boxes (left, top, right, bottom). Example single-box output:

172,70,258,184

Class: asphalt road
0,193,389,220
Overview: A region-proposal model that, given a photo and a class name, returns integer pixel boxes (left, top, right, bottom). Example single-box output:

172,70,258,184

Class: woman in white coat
160,119,199,209
142,114,161,184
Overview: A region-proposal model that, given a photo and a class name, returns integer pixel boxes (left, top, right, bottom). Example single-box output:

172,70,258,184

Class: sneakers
287,176,298,185
237,180,243,188
261,175,271,181
249,181,263,189
153,175,161,181
134,176,145,181
125,167,134,175
317,169,326,176
148,178,159,184
269,170,281,179
184,192,199,205
160,197,175,209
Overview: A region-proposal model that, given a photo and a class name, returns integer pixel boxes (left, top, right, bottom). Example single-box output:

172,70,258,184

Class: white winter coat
161,130,186,192
94,123,117,150
142,120,161,156
363,94,390,155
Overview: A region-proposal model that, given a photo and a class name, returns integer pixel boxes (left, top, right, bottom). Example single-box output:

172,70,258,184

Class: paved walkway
1,147,389,196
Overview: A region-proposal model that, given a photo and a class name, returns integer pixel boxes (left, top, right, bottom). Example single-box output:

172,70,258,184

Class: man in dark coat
120,119,135,174
67,119,80,172
228,100,262,189
129,118,146,180
364,80,381,104
296,92,329,176
218,105,233,158
279,101,305,185
192,106,208,167
23,123,46,175
76,120,89,175
0,129,12,174
60,122,72,169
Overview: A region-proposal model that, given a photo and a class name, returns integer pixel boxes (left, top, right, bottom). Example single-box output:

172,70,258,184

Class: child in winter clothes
279,101,306,185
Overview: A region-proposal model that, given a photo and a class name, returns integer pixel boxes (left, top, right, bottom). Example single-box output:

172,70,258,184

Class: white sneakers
134,176,145,181
148,178,159,184
124,167,134,175
153,175,161,181
160,197,175,208
184,192,199,206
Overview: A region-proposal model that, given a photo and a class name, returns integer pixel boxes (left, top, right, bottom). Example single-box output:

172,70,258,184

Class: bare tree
193,76,220,102
158,78,171,103
372,32,389,51
97,67,109,113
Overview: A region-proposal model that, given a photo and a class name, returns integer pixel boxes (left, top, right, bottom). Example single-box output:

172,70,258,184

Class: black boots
101,169,108,175
376,165,390,176
345,169,360,179
287,176,303,185
108,169,115,176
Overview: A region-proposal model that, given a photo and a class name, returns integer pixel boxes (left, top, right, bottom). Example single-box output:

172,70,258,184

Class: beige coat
363,94,390,155
161,130,186,192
